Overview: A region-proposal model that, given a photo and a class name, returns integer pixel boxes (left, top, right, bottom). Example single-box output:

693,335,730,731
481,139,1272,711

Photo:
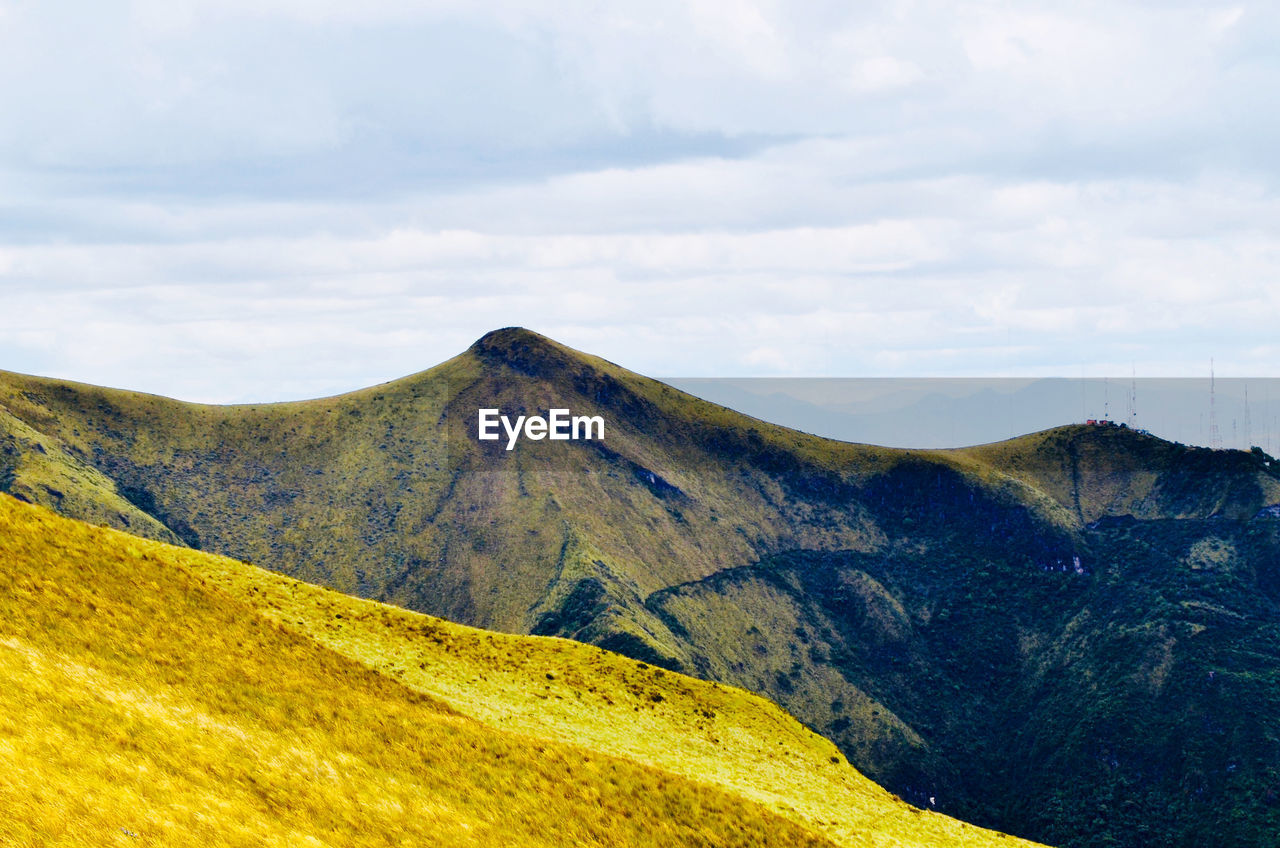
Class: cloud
1,2,1279,399
6,2,1276,184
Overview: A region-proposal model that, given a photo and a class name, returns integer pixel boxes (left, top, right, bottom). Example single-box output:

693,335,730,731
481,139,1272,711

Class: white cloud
1,1,1279,399
844,56,924,93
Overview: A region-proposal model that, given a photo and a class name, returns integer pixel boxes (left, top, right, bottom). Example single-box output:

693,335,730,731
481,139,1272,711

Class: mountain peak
468,327,599,383
471,326,549,350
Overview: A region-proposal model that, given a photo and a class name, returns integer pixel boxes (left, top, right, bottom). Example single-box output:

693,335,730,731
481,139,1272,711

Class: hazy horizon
669,376,1280,452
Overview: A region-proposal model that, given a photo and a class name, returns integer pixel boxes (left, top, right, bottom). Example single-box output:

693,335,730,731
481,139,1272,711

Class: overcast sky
1,1,1277,402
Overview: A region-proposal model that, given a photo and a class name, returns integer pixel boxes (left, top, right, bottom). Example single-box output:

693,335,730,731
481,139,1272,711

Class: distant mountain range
3,327,1279,847
667,376,1280,451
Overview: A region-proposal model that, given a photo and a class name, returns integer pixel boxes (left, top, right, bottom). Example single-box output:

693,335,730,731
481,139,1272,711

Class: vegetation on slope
0,494,850,848
649,505,1280,847
0,405,180,544
953,424,1280,524
0,331,897,651
178,531,1037,848
2,327,1278,848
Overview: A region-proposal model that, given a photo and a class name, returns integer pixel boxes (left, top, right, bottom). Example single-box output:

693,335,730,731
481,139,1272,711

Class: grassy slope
647,510,1280,847
0,493,847,848
952,424,1280,523
4,332,1269,665
183,535,1038,848
0,336,895,637
1,333,1272,640
0,405,181,545
0,493,1037,848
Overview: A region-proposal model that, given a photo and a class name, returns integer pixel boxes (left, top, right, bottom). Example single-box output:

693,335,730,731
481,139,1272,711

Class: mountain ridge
2,327,1279,847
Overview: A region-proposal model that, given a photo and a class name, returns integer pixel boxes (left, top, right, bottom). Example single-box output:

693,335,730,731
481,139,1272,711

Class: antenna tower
1210,360,1222,450
1129,363,1137,429
1244,384,1252,449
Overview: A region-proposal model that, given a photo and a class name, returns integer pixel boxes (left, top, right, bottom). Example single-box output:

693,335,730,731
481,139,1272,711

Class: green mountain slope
0,494,1032,848
0,404,181,544
648,508,1280,846
0,329,899,647
953,424,1278,523
2,327,1278,847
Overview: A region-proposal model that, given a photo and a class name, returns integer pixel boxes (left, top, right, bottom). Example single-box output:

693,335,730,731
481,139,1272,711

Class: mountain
2,327,1279,847
665,376,1280,451
0,493,1032,847
663,377,1084,449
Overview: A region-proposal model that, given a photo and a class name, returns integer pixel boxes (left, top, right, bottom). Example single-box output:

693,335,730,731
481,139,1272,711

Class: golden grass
177,518,1044,847
0,494,1042,847
0,494,841,848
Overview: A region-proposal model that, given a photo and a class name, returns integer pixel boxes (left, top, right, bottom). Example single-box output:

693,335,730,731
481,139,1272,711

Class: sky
1,1,1278,403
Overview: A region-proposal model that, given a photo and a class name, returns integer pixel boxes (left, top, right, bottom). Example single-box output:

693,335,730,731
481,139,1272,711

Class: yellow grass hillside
0,494,840,848
179,529,1042,847
0,493,1041,847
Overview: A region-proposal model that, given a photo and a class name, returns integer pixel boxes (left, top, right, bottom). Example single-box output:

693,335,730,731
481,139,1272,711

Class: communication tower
1210,360,1222,450
1244,384,1252,449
